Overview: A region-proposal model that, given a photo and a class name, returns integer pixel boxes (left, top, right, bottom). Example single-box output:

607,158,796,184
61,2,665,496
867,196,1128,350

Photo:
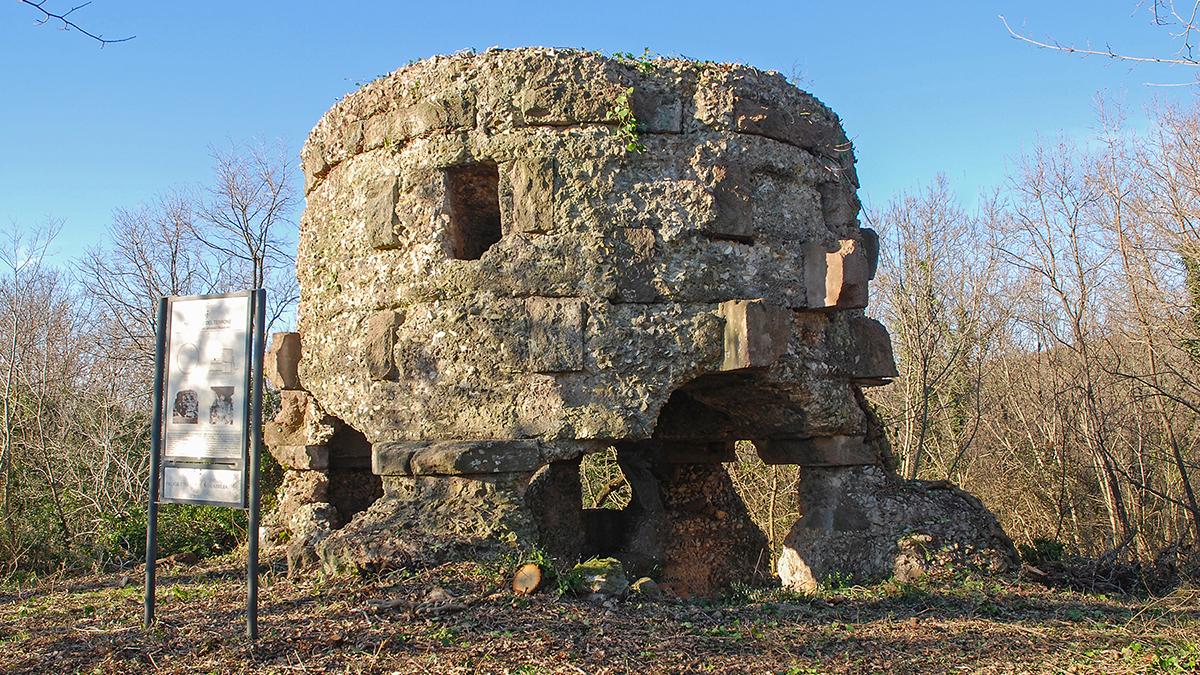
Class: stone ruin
265,47,1018,596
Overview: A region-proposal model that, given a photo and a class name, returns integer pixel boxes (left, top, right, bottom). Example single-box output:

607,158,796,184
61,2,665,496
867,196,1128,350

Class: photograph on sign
162,465,244,506
163,294,251,462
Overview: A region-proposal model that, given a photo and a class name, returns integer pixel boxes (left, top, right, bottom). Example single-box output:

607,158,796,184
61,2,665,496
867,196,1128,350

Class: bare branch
1000,11,1200,66
18,0,134,47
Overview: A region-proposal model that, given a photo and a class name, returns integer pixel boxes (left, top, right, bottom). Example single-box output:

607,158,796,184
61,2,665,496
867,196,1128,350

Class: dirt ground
1,550,1197,675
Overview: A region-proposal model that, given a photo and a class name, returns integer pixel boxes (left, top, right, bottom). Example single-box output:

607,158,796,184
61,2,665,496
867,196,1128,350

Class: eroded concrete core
267,47,1014,595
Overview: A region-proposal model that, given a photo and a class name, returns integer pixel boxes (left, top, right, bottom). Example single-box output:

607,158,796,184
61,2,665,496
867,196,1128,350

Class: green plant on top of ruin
612,47,658,74
607,86,646,153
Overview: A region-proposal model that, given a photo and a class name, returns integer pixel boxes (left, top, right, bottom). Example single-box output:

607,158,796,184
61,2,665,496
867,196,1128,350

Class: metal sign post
144,289,267,640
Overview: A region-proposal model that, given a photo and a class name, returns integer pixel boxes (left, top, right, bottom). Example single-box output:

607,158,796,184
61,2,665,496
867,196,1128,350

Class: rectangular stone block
613,228,658,303
364,310,404,381
520,83,616,125
375,440,542,476
817,182,860,231
511,157,555,234
269,445,330,471
661,441,736,464
805,239,869,311
267,390,336,446
732,95,840,153
525,297,584,373
706,164,754,241
844,316,898,387
754,435,876,467
717,299,791,371
365,177,401,250
265,332,302,391
372,441,416,476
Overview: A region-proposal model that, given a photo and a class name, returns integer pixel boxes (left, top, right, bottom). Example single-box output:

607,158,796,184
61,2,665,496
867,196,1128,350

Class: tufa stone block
520,82,618,126
732,94,841,154
270,445,330,471
525,297,584,373
375,440,542,476
371,441,415,476
817,182,860,231
365,177,401,250
805,239,869,311
511,157,555,234
613,228,658,303
754,435,876,467
844,316,898,386
265,332,302,391
661,441,737,464
859,227,880,280
266,389,338,447
717,299,792,371
364,310,404,381
706,164,754,241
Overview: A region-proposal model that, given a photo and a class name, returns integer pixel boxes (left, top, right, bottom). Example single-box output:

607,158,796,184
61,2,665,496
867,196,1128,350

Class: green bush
1019,537,1066,567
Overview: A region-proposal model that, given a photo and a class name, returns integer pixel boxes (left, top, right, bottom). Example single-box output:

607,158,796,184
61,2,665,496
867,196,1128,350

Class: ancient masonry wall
267,48,1015,594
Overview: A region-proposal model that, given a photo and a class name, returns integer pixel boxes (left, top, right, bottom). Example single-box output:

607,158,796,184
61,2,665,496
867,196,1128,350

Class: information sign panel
159,292,252,507
164,294,251,463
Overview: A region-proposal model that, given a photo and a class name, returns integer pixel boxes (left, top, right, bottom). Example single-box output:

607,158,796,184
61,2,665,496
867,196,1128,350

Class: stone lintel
717,299,791,371
661,441,736,464
754,435,876,466
373,439,542,476
270,445,330,471
266,332,303,391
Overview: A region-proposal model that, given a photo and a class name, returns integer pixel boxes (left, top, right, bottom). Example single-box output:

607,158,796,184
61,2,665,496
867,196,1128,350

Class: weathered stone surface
718,299,791,371
509,157,555,234
363,310,403,381
287,502,337,576
805,238,869,311
776,466,1019,592
265,332,302,391
276,470,330,539
365,177,401,250
566,558,629,596
271,445,330,471
287,48,1006,596
411,440,540,475
265,389,338,449
373,440,542,475
843,316,899,386
319,472,538,575
754,435,877,467
524,458,586,564
526,297,584,373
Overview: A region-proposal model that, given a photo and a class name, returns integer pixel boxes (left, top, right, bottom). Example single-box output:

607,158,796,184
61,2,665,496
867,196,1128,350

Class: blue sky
2,1,1197,262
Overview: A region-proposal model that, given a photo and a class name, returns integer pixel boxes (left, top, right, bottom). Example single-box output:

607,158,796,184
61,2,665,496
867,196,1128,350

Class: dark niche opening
325,424,382,527
445,162,501,260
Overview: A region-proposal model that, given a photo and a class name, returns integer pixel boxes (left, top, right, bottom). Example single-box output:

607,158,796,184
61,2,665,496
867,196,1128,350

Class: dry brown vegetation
1,551,1197,675
865,98,1200,562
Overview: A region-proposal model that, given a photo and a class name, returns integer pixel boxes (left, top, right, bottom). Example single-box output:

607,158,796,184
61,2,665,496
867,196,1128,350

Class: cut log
513,563,543,594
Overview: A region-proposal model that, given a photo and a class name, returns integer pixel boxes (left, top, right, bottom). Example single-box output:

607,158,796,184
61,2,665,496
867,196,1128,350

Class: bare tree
78,187,230,371
867,176,1008,481
197,137,299,330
